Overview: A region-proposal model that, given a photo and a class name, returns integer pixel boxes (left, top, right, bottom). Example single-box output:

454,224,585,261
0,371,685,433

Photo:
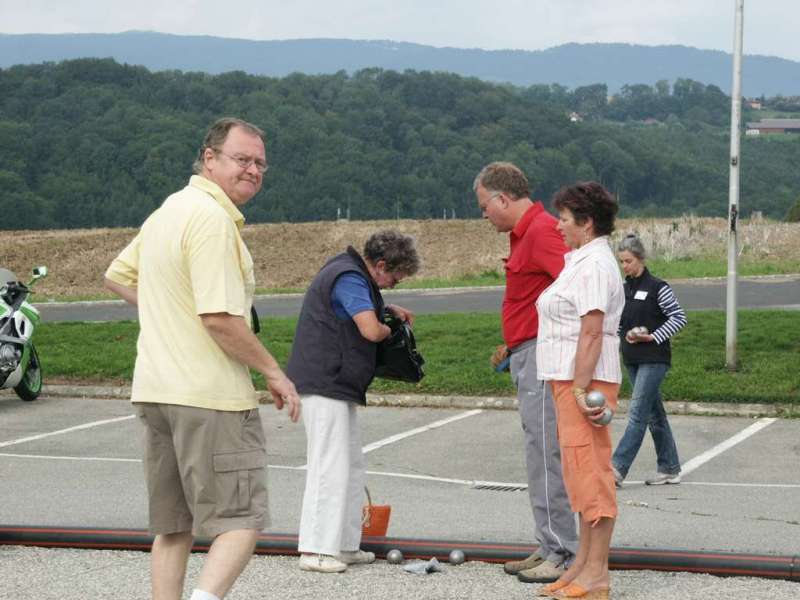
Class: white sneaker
612,465,624,488
335,549,376,564
645,472,681,485
299,553,348,573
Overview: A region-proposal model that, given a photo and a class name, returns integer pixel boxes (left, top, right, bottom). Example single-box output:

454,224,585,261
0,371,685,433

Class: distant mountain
1,31,799,96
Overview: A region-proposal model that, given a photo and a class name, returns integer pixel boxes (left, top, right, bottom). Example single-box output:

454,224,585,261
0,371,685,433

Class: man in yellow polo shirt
104,117,300,600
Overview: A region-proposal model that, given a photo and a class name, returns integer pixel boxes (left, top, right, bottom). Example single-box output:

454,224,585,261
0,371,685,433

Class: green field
36,310,800,404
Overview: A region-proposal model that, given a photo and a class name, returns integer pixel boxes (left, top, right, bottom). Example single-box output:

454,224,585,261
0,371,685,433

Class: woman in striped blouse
535,182,624,600
612,234,687,488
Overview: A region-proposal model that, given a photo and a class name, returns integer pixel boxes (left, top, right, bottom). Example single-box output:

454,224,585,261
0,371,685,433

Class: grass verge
644,258,800,280
388,260,800,290
34,310,799,404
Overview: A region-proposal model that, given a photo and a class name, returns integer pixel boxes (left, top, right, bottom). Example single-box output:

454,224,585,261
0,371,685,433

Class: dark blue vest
619,268,672,366
286,247,384,405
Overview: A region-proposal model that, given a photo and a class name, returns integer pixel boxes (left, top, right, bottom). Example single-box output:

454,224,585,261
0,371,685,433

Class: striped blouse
653,284,687,343
618,283,687,344
535,236,625,383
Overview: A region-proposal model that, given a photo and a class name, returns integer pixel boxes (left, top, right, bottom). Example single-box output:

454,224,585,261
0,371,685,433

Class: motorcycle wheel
15,344,42,401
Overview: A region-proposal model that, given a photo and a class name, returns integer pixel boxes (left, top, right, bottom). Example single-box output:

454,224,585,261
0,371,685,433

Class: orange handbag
361,486,391,537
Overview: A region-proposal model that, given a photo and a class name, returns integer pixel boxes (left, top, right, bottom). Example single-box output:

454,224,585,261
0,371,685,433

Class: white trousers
298,395,366,555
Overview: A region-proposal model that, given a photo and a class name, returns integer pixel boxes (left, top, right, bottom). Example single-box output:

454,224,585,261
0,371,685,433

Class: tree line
1,58,798,229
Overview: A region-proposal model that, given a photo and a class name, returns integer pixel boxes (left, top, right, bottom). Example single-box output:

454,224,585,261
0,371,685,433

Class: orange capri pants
550,380,620,525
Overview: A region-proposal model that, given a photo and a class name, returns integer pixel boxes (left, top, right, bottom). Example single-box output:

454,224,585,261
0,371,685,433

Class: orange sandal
553,583,610,599
535,579,569,598
535,578,570,597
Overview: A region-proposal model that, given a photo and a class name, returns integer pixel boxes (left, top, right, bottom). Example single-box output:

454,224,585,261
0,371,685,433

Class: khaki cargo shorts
133,403,269,538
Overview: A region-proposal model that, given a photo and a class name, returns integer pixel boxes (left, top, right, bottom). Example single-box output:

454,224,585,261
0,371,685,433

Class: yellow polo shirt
105,175,258,411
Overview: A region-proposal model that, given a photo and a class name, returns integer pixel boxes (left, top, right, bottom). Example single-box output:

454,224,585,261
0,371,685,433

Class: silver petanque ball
597,407,614,426
448,549,466,565
386,549,404,564
585,390,607,408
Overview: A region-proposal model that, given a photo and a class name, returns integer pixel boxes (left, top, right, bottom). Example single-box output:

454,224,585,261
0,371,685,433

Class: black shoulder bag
375,315,425,383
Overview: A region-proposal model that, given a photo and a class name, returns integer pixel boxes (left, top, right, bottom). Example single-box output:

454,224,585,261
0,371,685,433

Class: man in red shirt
474,162,577,583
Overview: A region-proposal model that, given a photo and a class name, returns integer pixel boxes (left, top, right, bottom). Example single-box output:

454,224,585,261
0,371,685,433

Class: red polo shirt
502,202,568,349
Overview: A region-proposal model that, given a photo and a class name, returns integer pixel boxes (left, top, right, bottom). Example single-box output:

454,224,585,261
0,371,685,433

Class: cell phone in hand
494,355,511,373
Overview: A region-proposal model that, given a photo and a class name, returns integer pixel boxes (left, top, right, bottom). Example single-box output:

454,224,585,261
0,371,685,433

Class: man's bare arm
200,312,300,422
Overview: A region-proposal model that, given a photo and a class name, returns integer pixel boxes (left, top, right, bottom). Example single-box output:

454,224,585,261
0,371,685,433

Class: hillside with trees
1,58,799,229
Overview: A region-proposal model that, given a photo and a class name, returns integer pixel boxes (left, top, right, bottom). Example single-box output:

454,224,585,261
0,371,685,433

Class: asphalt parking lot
1,392,798,599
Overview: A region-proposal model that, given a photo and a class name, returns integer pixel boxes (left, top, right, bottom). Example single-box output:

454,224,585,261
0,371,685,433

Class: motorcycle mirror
32,266,48,279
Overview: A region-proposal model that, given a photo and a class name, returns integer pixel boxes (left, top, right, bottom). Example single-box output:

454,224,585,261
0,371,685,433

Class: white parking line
0,413,786,491
0,415,135,449
296,408,484,469
0,452,140,463
0,409,485,469
361,409,483,454
3,453,799,489
679,417,777,476
675,481,800,489
357,472,800,490
270,464,475,485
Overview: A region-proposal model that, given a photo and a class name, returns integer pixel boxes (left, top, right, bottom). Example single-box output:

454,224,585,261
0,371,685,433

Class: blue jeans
612,363,681,478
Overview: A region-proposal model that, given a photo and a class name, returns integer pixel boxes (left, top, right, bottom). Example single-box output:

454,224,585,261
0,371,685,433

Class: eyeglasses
216,150,269,173
381,269,403,289
479,192,504,212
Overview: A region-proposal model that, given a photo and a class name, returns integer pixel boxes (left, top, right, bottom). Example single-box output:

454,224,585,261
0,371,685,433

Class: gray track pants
510,340,577,565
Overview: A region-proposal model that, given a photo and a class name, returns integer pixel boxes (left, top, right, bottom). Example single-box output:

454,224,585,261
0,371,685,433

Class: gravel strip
2,546,798,600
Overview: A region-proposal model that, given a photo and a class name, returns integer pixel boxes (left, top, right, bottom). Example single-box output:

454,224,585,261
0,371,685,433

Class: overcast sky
1,0,797,62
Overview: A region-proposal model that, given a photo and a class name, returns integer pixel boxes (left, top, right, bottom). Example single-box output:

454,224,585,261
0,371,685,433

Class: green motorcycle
0,266,47,401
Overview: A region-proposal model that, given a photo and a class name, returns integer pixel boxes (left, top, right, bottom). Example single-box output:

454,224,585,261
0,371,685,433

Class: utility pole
726,0,744,371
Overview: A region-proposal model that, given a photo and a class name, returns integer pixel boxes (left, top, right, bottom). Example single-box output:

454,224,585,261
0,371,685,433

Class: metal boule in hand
597,407,614,426
585,390,607,408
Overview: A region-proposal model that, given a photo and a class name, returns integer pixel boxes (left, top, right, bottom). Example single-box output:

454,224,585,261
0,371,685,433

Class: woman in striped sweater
612,234,687,487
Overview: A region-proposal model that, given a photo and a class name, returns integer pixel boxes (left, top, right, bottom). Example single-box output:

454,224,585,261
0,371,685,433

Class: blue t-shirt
331,272,375,321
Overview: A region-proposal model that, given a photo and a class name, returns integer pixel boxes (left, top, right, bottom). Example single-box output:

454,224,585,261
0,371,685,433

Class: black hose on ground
0,526,796,581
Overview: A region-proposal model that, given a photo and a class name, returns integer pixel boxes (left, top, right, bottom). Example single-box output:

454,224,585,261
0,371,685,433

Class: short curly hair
363,230,420,277
473,162,530,200
552,181,618,236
